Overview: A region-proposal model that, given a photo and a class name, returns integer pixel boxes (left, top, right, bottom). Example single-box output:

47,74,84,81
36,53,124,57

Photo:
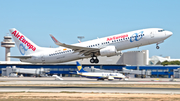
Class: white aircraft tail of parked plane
9,28,172,63
76,61,126,80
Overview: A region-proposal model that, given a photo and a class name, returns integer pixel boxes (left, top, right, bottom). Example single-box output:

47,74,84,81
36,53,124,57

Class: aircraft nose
166,31,173,37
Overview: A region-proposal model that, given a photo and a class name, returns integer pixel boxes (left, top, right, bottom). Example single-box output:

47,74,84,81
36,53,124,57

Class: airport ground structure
0,63,180,78
0,50,180,78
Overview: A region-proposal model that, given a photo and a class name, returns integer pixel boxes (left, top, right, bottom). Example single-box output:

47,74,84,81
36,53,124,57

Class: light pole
77,36,84,43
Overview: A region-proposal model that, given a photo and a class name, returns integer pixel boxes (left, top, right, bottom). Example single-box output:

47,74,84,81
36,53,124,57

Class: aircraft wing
50,34,100,56
9,56,32,59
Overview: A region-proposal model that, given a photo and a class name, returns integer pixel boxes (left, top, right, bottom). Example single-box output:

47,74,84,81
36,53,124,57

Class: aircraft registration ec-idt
9,28,173,63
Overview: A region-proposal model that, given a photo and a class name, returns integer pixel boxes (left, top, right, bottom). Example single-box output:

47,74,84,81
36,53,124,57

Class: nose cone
166,31,173,37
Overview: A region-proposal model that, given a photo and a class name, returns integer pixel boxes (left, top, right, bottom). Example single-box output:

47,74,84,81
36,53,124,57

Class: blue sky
0,0,180,61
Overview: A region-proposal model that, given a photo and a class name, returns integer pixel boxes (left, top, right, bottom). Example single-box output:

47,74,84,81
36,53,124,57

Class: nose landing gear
156,44,160,49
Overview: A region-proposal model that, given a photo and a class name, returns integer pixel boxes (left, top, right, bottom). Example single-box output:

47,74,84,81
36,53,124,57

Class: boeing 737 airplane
76,61,126,80
9,28,172,63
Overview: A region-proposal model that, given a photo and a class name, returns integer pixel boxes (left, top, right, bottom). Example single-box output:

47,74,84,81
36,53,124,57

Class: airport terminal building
0,63,180,78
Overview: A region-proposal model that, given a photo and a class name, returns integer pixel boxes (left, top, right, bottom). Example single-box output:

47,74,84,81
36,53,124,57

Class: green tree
161,60,180,66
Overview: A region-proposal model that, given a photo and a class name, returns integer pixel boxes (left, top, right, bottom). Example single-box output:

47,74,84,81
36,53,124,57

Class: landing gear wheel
156,46,160,49
90,53,99,64
94,59,99,63
90,58,95,63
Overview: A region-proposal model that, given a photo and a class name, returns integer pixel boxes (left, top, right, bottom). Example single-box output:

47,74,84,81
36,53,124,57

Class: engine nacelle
100,46,117,56
108,76,114,81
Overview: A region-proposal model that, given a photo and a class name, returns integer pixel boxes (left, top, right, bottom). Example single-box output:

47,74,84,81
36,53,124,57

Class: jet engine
100,46,117,56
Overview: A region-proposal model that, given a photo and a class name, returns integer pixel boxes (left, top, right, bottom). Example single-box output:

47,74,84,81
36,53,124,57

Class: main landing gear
90,57,99,63
156,43,160,49
90,53,99,63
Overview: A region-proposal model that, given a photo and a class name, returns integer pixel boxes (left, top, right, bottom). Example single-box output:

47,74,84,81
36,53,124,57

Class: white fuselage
20,28,172,63
77,72,126,79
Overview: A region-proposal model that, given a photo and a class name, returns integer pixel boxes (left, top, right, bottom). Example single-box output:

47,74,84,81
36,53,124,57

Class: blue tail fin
76,61,87,73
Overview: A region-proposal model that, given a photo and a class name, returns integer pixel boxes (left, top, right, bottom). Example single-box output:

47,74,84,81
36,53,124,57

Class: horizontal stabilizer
9,56,32,59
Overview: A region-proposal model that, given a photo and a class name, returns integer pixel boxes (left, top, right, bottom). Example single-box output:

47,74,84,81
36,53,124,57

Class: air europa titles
11,30,36,51
107,34,128,41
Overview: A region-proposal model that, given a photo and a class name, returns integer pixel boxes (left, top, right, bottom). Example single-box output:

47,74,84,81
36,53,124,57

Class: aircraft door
150,32,154,38
41,54,45,62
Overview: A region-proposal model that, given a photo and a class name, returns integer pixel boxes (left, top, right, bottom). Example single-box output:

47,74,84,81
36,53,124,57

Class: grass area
0,84,180,88
0,93,180,101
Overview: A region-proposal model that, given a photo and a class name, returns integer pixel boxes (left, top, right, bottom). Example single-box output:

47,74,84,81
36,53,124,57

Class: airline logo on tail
76,61,87,73
77,66,82,71
76,61,83,71
11,30,36,51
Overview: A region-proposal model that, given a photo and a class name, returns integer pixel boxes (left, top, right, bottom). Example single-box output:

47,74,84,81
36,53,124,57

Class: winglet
50,34,61,45
50,34,62,45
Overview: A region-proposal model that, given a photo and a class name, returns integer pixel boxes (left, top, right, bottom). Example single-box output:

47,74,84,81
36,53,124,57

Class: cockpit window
158,29,164,32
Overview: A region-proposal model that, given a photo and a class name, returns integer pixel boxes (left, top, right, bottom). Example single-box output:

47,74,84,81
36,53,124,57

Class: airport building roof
149,56,180,65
